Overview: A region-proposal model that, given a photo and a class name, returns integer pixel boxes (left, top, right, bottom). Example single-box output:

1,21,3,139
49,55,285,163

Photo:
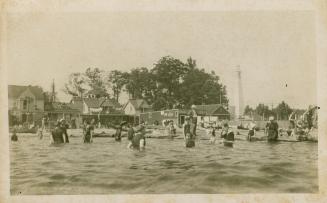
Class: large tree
273,101,293,120
85,67,106,91
107,70,128,102
63,73,88,98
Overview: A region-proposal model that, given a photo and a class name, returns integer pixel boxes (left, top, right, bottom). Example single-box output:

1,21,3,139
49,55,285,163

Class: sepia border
0,0,327,202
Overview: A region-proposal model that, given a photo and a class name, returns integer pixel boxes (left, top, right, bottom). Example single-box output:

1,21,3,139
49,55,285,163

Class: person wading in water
266,116,279,142
51,121,65,144
60,119,69,143
183,117,195,148
83,120,94,143
188,105,198,137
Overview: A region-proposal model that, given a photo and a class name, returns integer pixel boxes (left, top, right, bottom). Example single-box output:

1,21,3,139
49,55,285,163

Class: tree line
243,101,304,120
64,56,229,111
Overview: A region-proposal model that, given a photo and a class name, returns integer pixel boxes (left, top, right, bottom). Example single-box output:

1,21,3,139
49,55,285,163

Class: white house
123,99,152,116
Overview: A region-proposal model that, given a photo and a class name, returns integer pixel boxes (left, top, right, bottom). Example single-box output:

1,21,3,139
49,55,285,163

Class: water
10,130,318,194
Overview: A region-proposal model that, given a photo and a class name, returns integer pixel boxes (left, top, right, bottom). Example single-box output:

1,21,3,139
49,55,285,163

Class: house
8,85,45,125
44,102,81,127
140,109,188,126
82,97,121,115
123,99,152,116
193,104,230,125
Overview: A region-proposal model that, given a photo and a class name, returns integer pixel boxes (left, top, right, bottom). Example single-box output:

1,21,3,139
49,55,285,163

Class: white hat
269,116,274,121
191,105,196,109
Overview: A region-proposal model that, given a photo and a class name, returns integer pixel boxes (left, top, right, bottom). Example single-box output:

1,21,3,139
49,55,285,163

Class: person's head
223,122,229,128
269,116,274,122
91,118,95,124
60,118,66,124
191,104,196,109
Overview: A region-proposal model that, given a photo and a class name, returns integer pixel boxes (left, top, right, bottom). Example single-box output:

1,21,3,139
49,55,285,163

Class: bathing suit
51,127,64,144
84,125,94,143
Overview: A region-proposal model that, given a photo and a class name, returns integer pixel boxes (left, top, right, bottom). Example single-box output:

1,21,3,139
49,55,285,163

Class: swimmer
83,120,94,143
208,123,216,144
11,128,18,142
247,121,256,141
51,122,65,144
60,119,69,143
266,116,279,142
131,123,146,150
127,123,135,149
183,117,195,148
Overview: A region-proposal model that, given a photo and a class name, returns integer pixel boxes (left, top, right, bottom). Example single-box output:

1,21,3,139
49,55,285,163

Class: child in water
183,117,195,148
208,123,216,144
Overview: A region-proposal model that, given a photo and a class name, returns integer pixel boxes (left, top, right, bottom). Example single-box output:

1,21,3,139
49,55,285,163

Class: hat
60,118,65,123
191,105,196,109
269,116,274,121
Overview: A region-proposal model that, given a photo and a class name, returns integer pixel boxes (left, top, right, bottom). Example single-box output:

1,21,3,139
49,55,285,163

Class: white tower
234,66,244,119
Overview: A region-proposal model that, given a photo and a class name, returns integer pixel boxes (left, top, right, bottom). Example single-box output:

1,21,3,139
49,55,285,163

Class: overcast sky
6,11,316,109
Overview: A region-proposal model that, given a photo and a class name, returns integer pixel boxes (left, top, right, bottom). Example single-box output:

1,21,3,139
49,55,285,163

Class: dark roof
83,98,102,108
124,99,151,110
8,85,44,100
83,98,120,108
194,104,229,116
45,102,80,113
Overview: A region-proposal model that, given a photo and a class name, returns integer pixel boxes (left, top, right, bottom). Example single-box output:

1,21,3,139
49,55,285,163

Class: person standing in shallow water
60,119,69,143
266,116,279,142
51,122,65,144
83,120,94,143
183,117,195,148
188,105,198,136
11,127,18,141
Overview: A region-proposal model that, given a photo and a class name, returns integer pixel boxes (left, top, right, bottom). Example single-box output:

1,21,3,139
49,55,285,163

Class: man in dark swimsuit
51,122,65,144
131,124,146,150
183,117,195,148
266,116,279,142
188,105,198,137
60,119,69,143
83,120,94,143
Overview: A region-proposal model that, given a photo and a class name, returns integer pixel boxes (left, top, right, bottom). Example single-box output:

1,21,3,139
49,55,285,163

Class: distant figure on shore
11,128,18,142
60,119,69,143
188,105,198,136
51,122,65,144
266,116,279,142
183,117,195,148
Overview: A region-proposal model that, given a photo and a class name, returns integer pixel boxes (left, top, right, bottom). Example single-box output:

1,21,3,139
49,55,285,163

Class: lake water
10,130,318,194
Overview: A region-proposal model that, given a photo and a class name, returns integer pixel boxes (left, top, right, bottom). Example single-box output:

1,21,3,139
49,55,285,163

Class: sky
6,11,316,109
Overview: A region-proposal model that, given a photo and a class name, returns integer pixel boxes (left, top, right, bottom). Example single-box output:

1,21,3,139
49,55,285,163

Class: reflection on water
10,131,318,194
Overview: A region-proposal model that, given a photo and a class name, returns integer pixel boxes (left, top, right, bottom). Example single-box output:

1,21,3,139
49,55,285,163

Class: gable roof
194,104,229,116
83,98,102,108
8,85,44,100
124,99,151,110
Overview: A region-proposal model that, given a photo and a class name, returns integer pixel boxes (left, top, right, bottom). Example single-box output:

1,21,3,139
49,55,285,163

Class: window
23,100,27,110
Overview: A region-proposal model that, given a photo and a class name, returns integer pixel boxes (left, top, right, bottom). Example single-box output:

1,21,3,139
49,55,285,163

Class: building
44,102,81,127
123,99,152,116
193,104,230,125
8,85,45,125
82,97,121,115
140,109,188,126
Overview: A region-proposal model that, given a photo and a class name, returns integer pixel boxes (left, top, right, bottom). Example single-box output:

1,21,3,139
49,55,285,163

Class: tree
244,105,254,116
85,68,106,91
63,73,89,98
255,103,273,120
107,70,128,102
151,56,188,107
273,101,292,120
